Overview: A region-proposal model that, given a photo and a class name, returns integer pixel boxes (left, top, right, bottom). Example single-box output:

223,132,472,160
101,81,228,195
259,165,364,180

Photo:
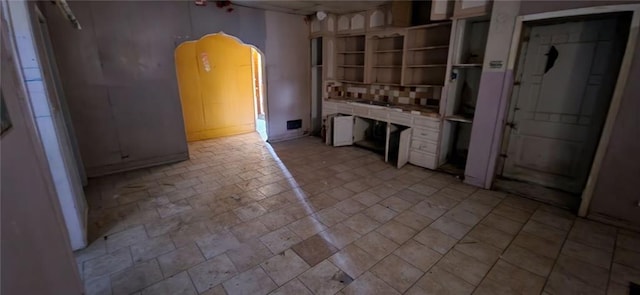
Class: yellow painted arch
175,33,259,141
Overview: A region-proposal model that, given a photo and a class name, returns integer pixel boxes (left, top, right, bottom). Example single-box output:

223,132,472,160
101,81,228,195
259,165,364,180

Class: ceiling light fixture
316,11,327,21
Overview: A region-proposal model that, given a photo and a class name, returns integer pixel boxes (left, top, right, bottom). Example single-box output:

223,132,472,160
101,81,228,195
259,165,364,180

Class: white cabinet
322,101,338,117
325,101,442,169
367,8,387,31
337,12,367,34
351,13,366,32
431,0,454,20
329,112,412,168
453,0,492,18
409,115,441,169
333,115,355,146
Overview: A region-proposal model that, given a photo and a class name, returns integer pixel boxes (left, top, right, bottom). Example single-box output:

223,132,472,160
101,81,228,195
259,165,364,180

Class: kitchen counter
326,98,440,118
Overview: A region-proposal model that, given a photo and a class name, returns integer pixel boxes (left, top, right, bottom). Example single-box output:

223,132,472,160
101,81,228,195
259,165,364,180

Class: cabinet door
397,127,412,168
453,0,491,18
325,114,336,145
431,0,453,20
333,115,354,146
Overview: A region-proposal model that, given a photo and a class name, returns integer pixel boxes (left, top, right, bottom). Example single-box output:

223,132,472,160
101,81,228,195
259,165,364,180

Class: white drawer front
353,106,369,117
389,112,412,126
323,107,338,116
337,104,354,114
411,139,438,153
414,116,440,129
409,150,437,169
324,101,338,109
412,127,439,141
370,109,388,121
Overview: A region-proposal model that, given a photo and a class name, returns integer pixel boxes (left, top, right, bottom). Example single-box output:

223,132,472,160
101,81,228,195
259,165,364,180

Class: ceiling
232,1,389,15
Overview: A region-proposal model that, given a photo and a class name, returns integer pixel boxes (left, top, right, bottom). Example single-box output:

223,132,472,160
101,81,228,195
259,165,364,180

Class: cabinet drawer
389,112,412,126
324,101,338,109
413,116,440,129
412,127,439,141
411,139,438,153
337,104,354,114
370,109,388,121
409,150,437,169
323,106,338,116
353,106,369,117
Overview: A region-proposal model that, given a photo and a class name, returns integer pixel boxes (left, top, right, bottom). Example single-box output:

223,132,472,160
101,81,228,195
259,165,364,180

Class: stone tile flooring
78,133,640,295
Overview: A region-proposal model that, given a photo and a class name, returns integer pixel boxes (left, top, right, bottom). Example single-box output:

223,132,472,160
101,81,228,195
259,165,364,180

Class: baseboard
86,152,189,177
587,212,640,233
267,131,307,143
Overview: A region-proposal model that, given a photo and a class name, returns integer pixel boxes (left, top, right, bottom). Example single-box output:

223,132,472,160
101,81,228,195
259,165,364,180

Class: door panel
397,127,412,168
325,114,336,145
503,19,621,194
333,115,354,146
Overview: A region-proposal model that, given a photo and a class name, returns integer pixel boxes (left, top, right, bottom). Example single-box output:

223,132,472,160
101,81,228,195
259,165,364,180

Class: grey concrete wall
1,14,83,294
264,10,311,142
43,1,307,176
43,1,191,176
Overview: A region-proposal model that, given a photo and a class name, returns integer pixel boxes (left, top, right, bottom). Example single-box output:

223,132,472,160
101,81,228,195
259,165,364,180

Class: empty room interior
3,0,640,294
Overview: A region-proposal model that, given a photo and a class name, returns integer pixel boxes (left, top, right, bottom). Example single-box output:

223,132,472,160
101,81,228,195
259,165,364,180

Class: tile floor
78,133,640,295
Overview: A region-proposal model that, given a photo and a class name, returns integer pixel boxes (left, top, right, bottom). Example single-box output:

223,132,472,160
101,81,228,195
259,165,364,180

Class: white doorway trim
499,4,640,217
5,1,88,249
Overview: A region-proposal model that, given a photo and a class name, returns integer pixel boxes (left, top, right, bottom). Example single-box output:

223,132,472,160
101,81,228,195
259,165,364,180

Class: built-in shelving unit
336,35,366,83
369,34,404,85
440,17,490,173
403,22,452,86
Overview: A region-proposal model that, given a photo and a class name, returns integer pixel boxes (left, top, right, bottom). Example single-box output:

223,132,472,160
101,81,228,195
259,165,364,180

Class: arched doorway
175,32,267,141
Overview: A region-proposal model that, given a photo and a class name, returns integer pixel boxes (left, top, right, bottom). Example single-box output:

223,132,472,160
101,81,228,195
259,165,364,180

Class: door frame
493,4,640,217
175,32,269,141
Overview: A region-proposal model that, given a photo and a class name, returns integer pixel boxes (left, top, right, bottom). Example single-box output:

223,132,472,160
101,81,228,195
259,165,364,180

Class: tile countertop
326,98,441,119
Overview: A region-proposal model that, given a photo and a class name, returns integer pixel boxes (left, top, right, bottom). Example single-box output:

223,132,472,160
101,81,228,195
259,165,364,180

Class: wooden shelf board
338,80,366,84
371,82,402,86
445,115,474,124
406,64,447,68
403,84,445,88
408,22,453,30
338,65,365,68
407,45,449,51
373,65,402,68
337,51,365,54
453,64,482,68
374,49,403,53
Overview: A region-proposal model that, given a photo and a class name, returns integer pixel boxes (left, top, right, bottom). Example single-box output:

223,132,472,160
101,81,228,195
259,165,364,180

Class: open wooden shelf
338,80,367,84
370,34,404,86
403,84,445,87
407,45,450,51
370,82,402,86
453,63,482,68
403,22,451,89
440,18,490,171
336,35,366,83
445,114,473,124
407,64,447,68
